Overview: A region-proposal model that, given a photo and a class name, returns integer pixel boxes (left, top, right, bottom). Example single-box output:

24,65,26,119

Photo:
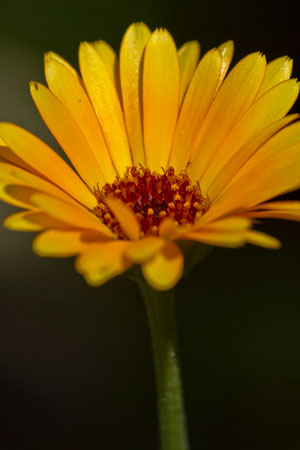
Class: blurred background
0,0,300,448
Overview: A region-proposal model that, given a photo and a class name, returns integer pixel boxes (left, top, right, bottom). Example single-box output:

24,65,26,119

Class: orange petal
3,210,68,231
44,51,80,80
92,40,121,96
104,197,140,241
79,42,132,175
126,237,164,263
214,40,234,93
183,230,247,248
143,28,180,170
33,229,101,257
202,79,299,194
169,48,222,171
0,123,96,208
45,55,116,183
230,119,300,184
188,52,266,180
257,56,293,97
0,161,87,208
177,40,200,104
245,230,281,249
202,142,300,225
32,193,114,237
120,22,151,165
75,240,132,286
141,240,183,290
30,82,104,189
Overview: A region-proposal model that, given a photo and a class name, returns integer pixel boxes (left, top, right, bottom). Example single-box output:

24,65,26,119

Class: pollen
93,166,210,239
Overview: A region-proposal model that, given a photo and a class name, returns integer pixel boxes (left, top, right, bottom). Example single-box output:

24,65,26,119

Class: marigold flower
1,22,300,290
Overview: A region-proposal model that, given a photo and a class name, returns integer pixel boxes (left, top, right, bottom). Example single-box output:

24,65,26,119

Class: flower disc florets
93,166,210,239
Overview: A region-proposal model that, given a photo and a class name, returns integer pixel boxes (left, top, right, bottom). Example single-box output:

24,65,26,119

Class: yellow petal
30,82,104,189
0,123,96,208
159,217,181,239
184,230,247,248
75,240,132,286
79,42,132,175
243,201,300,222
3,210,68,231
244,210,300,222
192,216,251,233
188,52,266,180
231,119,300,184
0,161,87,209
32,193,114,237
178,40,200,104
215,40,234,92
33,229,97,256
253,200,300,211
203,77,299,196
120,22,151,165
203,142,300,224
44,51,80,80
92,40,121,98
169,48,222,171
143,28,180,171
45,55,116,183
0,145,38,173
208,114,298,201
126,236,165,263
141,240,183,291
245,230,281,249
0,184,37,209
104,197,140,241
258,56,293,97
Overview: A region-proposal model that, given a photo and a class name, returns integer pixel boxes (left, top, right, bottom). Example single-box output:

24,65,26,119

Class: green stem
136,277,189,450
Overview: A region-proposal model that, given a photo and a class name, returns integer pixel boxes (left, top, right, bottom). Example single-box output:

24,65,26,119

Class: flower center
93,166,209,239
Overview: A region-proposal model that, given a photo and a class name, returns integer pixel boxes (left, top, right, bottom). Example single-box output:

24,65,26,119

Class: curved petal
75,240,132,286
104,197,140,241
0,184,38,209
33,229,104,257
245,230,281,249
202,79,299,193
201,142,300,225
45,55,116,183
30,82,104,189
92,40,120,96
120,22,151,165
44,51,80,80
258,56,293,97
177,40,200,104
0,145,38,173
208,114,298,201
126,236,164,263
0,123,96,208
169,48,222,171
32,193,114,237
79,42,132,175
188,52,266,180
141,240,183,291
3,210,68,231
243,201,300,222
143,28,180,171
183,230,247,248
214,40,234,93
0,161,89,208
230,119,300,184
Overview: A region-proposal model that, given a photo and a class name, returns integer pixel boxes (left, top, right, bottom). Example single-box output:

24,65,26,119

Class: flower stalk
137,275,189,450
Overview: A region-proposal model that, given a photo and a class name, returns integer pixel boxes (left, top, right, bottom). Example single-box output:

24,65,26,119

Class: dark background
0,0,300,449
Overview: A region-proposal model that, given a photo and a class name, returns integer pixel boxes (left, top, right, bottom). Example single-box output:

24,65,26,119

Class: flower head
1,22,300,290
